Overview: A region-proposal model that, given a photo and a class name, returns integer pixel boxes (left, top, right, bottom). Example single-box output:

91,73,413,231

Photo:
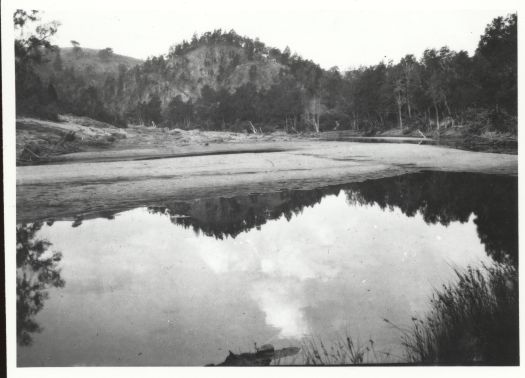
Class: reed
293,263,518,365
400,263,518,365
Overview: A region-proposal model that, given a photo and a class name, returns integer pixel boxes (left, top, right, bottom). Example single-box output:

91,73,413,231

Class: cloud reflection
24,189,496,366
190,193,492,339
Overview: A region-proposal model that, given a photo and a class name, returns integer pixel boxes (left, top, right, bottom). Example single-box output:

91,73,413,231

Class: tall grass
283,263,518,366
219,263,518,366
292,335,404,365
300,336,372,365
400,263,518,365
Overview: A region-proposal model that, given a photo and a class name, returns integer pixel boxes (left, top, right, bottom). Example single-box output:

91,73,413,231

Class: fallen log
208,344,300,366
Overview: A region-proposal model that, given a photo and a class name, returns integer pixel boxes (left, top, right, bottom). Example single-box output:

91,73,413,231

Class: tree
47,83,58,103
388,63,406,130
249,65,257,82
71,40,82,57
164,96,194,127
98,47,114,62
421,48,455,129
399,55,419,118
475,13,517,114
15,10,59,65
244,39,255,60
281,46,291,65
141,94,162,125
320,66,343,109
13,9,39,37
117,64,128,95
52,50,63,71
14,9,60,119
230,83,260,121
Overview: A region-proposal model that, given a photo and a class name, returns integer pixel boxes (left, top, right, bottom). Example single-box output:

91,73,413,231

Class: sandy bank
16,115,307,165
17,141,517,223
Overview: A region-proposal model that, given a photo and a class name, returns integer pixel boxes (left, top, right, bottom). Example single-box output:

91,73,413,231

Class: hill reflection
148,187,340,239
149,171,517,264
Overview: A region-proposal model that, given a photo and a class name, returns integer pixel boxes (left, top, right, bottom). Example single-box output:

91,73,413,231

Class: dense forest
15,10,517,135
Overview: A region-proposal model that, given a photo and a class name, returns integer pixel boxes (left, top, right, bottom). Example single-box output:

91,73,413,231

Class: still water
17,171,517,366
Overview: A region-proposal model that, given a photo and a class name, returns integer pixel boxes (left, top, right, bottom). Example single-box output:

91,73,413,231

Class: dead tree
248,121,258,134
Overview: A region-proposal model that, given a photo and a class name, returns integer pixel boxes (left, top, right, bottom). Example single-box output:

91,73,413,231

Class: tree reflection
17,222,65,346
148,187,340,239
345,172,518,264
149,171,517,265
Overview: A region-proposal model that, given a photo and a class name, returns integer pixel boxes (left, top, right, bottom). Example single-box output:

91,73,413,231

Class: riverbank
17,139,517,223
16,116,517,166
16,115,310,165
320,128,518,155
15,115,518,222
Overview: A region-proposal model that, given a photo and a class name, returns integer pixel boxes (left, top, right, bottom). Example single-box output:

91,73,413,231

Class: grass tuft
400,263,518,365
298,335,392,365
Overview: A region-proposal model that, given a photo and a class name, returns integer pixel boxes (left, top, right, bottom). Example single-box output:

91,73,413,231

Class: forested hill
15,11,517,135
54,47,142,76
34,47,142,87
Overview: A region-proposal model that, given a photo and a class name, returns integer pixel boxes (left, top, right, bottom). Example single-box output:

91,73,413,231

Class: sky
35,7,514,70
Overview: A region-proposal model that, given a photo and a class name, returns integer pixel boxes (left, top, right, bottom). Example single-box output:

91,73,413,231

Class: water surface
320,131,518,154
16,171,518,366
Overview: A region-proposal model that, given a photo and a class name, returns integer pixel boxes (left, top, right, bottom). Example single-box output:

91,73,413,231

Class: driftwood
18,131,78,163
18,146,43,163
49,131,76,153
22,146,42,159
417,129,428,139
248,121,258,134
208,344,300,366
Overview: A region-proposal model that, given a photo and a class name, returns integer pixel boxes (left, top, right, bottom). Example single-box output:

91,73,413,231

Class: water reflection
16,171,517,366
16,223,65,346
345,172,518,264
148,187,338,240
150,171,517,264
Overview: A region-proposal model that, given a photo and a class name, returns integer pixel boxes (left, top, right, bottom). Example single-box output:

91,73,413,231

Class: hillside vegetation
37,47,142,80
15,10,517,137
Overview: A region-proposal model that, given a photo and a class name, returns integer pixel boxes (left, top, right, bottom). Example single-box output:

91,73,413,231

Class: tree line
337,14,516,135
15,11,516,135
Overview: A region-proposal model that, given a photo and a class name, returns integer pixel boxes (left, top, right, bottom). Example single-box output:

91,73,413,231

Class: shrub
319,109,351,131
462,107,517,135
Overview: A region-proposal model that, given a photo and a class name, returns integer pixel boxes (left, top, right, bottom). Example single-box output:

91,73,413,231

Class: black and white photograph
1,0,522,375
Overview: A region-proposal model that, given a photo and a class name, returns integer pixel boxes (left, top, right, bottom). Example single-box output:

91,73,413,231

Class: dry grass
290,335,403,365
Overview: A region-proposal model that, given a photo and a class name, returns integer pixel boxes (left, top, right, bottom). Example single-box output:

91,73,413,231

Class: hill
16,16,517,136
58,47,143,75
39,30,323,130
35,46,142,84
116,41,287,111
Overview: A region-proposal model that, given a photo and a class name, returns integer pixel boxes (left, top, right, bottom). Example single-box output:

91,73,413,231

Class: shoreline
16,116,517,167
17,141,517,223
